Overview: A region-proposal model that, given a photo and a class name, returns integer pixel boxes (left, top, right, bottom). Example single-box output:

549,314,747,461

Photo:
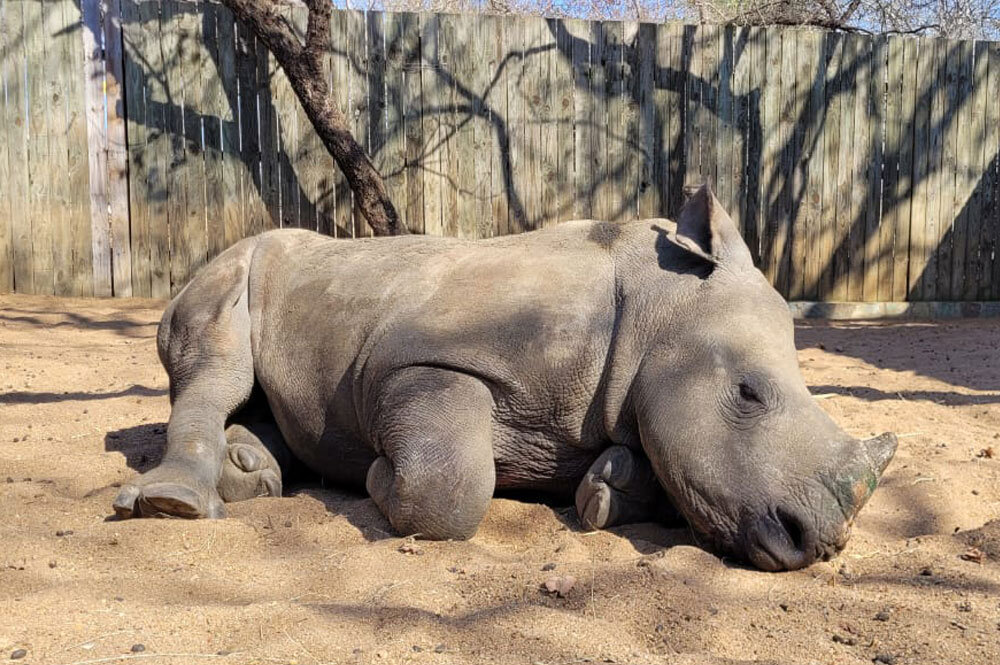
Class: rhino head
631,185,897,571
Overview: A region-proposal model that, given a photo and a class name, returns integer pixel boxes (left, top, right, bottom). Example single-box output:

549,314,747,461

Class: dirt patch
1,295,998,665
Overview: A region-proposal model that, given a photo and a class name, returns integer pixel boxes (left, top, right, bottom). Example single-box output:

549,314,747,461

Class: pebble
10,650,26,660
832,634,856,646
874,654,897,665
131,644,146,653
541,562,557,571
874,609,891,621
55,530,73,537
48,560,57,568
434,644,446,653
411,645,423,652
957,600,973,612
919,566,933,576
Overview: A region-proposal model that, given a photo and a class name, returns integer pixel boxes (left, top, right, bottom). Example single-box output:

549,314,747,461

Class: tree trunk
221,0,405,236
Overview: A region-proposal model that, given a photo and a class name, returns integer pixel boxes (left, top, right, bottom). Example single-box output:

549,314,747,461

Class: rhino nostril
776,507,806,554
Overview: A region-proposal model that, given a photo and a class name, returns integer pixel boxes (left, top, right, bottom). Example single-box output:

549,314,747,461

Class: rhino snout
744,506,824,572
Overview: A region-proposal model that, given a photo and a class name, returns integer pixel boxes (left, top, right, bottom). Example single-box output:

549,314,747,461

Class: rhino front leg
113,240,258,520
365,368,496,541
575,445,668,530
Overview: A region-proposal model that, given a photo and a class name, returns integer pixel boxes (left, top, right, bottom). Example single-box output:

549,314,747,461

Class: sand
1,294,998,665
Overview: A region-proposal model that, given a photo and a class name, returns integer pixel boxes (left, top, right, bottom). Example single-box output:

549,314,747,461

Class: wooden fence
1,0,999,302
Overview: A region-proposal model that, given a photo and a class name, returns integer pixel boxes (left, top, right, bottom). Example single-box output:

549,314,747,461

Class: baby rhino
113,185,896,572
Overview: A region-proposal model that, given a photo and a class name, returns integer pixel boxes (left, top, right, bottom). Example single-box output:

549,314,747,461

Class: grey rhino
113,185,896,572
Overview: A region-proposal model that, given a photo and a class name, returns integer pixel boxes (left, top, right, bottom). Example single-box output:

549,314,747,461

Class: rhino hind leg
113,238,259,520
575,445,669,530
365,367,496,541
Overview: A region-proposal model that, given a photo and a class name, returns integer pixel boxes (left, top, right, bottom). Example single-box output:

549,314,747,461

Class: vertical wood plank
908,38,935,300
818,32,843,300
122,0,150,296
571,18,592,221
969,40,990,300
420,12,444,236
934,41,960,299
636,22,657,219
179,3,207,283
879,36,903,302
201,2,227,256
400,11,423,234
801,30,826,302
486,15,507,234
348,9,371,236
985,44,1000,299
382,11,408,234
948,40,973,299
257,29,279,230
953,40,978,300
773,28,797,297
143,0,170,298
759,27,782,287
216,5,243,248
26,0,53,294
48,0,75,295
831,35,857,301
862,36,885,302
730,27,751,236
104,0,131,295
274,2,301,228
0,0,19,292
891,38,917,301
538,18,559,226
846,35,870,302
472,15,493,235
447,12,478,237
743,26,765,263
2,0,31,292
366,11,387,235
590,21,608,221
618,20,639,221
329,9,352,236
715,25,734,216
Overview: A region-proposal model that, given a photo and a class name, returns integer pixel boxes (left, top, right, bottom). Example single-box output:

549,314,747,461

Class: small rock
10,649,27,660
542,575,576,598
130,644,146,653
919,566,934,576
55,529,73,537
398,542,422,555
832,634,856,646
873,654,897,665
434,644,446,653
375,650,386,659
951,620,968,630
874,609,891,622
541,562,557,571
779,603,789,612
5,477,13,483
48,560,57,568
284,520,292,528
977,447,994,459
957,600,973,612
960,547,986,564
411,645,423,652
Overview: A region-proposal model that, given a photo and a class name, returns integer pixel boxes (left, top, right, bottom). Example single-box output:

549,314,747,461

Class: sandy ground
1,294,999,665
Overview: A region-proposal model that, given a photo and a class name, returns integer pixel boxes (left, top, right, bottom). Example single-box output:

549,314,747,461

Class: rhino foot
216,431,283,503
113,465,225,520
575,445,662,530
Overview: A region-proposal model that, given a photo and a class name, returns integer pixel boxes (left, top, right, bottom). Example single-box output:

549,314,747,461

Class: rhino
112,185,896,572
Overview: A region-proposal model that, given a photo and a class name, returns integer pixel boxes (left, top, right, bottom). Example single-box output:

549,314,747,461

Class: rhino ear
674,183,753,269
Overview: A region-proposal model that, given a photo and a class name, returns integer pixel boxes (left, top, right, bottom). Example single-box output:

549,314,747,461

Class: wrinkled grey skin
113,185,896,572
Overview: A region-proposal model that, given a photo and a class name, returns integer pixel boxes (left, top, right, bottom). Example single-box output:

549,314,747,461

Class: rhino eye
739,381,762,404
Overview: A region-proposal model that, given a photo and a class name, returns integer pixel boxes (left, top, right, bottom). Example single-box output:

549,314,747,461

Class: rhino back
244,224,621,491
